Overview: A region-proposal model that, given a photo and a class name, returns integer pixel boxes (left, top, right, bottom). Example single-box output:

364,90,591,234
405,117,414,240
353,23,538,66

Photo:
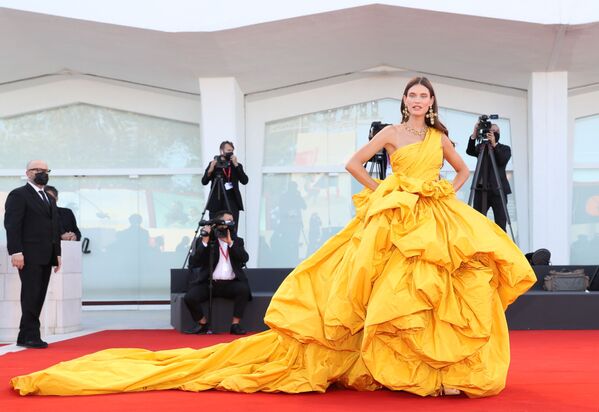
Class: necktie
39,190,49,204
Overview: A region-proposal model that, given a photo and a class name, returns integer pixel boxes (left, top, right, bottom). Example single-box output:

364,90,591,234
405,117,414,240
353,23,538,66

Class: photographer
183,210,251,335
467,122,512,231
202,141,249,227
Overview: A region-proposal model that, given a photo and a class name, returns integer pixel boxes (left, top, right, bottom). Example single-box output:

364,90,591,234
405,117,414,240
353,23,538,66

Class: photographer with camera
183,210,251,335
202,141,249,228
467,118,512,231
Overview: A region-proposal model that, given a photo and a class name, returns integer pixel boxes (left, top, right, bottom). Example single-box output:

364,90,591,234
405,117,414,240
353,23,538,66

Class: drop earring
426,106,437,125
402,106,410,120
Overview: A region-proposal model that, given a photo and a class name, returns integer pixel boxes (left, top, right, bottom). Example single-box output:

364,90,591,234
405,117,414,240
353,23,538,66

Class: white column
198,78,246,235
528,72,569,263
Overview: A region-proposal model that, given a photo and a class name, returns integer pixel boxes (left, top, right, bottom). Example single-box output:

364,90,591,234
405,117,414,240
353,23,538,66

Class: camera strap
222,167,232,182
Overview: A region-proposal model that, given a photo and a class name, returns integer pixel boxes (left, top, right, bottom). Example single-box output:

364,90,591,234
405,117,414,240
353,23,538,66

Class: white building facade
1,2,599,301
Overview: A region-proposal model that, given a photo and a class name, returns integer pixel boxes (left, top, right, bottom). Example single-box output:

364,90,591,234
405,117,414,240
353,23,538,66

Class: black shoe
230,323,247,335
183,323,210,334
16,339,48,349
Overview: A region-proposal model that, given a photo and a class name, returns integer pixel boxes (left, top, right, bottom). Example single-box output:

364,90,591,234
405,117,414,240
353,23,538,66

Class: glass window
570,169,599,264
0,103,201,169
1,104,202,301
0,175,203,301
573,115,599,164
259,173,353,268
263,100,401,167
73,175,203,301
571,115,599,264
260,100,518,267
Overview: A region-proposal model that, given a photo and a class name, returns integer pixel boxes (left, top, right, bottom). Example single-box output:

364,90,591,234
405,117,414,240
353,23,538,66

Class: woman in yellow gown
11,77,535,398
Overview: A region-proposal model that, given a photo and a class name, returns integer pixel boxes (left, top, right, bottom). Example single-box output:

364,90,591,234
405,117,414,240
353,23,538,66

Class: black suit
202,161,249,225
57,207,81,241
4,183,61,343
184,235,251,321
466,138,512,231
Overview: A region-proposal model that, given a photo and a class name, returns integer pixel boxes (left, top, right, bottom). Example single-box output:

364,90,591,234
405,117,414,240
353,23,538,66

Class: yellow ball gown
11,129,535,397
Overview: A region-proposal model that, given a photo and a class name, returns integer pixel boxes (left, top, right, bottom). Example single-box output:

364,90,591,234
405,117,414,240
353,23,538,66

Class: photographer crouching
183,210,251,335
467,118,512,231
202,141,249,229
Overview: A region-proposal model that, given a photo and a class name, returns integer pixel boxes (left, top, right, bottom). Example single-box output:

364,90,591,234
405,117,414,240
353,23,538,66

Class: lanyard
219,242,230,261
223,167,232,182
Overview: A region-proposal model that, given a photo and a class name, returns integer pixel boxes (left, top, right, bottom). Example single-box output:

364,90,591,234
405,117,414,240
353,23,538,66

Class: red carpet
1,330,598,412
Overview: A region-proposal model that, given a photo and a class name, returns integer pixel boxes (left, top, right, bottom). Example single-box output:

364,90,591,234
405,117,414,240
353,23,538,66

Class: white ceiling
1,5,599,95
0,0,597,31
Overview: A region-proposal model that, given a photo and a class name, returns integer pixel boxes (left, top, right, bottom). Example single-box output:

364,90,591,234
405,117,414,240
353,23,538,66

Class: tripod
182,168,234,334
364,121,390,181
467,141,515,240
365,151,387,180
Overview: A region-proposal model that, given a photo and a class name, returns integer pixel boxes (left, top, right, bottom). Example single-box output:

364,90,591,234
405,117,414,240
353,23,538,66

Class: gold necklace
403,123,428,137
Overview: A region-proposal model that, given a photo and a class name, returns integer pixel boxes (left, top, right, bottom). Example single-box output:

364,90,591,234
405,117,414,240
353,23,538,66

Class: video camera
369,121,391,140
199,218,236,239
214,152,234,170
476,114,499,142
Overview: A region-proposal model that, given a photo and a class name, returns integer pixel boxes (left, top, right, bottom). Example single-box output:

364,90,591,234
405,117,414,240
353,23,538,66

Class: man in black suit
467,123,512,231
183,210,250,335
44,186,81,241
4,160,62,349
202,141,249,227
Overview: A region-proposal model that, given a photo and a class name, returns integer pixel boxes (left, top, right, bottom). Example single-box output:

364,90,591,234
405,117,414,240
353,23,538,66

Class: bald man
4,160,62,349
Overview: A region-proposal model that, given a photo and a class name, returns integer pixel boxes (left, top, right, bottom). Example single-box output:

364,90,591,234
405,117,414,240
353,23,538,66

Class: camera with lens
476,114,499,143
369,121,391,140
199,218,236,239
214,152,234,170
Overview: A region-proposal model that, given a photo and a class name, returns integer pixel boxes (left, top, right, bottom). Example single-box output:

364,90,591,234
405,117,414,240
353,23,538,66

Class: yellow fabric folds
11,129,535,398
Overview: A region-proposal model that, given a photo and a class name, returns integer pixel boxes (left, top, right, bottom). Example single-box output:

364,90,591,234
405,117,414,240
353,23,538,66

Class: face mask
33,171,49,186
493,131,500,142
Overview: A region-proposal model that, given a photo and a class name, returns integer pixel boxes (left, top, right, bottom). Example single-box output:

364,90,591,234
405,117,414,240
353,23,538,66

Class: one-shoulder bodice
389,129,443,182
352,129,455,223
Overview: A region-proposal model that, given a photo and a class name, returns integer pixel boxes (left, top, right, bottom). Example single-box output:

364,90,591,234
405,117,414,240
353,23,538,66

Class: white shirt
202,239,235,280
27,181,48,202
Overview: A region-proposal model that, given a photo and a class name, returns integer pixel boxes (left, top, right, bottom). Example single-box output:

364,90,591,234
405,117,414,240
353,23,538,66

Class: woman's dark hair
220,141,235,151
400,77,449,136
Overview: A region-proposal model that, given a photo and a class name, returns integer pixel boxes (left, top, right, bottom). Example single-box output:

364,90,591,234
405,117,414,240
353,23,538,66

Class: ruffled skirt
11,176,535,397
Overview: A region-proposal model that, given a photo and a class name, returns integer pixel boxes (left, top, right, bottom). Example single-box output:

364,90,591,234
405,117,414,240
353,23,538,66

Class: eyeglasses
27,168,51,174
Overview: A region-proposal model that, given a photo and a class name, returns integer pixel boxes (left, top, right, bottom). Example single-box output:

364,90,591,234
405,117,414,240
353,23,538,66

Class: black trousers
18,263,52,342
184,280,250,321
473,190,508,232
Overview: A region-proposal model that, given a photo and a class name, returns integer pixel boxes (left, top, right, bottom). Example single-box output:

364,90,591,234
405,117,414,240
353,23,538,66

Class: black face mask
33,172,49,186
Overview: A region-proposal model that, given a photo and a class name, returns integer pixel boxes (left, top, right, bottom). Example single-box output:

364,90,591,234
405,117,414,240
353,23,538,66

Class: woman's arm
441,135,470,191
345,126,394,191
